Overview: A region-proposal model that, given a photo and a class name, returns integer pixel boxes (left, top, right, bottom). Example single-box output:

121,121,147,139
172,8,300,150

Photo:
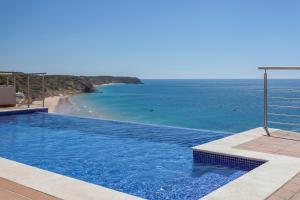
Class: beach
32,95,70,113
33,84,125,113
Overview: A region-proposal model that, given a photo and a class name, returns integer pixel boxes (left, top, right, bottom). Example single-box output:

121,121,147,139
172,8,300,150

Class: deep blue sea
64,79,300,133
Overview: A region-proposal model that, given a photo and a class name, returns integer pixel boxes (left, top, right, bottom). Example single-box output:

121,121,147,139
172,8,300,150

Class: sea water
67,79,300,133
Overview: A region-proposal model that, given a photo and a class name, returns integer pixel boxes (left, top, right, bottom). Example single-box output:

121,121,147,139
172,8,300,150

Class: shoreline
33,82,134,113
33,82,124,115
32,95,71,113
94,82,125,87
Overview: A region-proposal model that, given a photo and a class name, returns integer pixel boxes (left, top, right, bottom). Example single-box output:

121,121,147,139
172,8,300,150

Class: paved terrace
193,127,300,200
236,130,300,200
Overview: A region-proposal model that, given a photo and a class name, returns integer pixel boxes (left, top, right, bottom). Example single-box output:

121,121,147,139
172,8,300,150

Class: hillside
0,74,142,101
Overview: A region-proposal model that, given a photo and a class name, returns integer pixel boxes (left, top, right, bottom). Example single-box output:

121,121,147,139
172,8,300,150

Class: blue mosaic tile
0,108,48,116
193,150,266,171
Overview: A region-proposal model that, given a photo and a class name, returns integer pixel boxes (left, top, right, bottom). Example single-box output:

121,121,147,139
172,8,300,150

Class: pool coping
0,107,48,115
193,127,300,200
0,157,143,200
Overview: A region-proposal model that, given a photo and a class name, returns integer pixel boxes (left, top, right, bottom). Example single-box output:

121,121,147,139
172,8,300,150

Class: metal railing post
42,75,45,107
259,66,300,132
13,73,16,88
264,69,270,136
27,74,30,108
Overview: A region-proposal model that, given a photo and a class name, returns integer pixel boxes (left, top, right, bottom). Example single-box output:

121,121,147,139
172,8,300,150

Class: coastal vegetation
0,74,142,101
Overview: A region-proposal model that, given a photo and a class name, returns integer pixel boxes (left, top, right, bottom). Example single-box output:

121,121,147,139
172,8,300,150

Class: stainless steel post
42,75,45,107
264,70,270,136
13,73,16,88
27,74,30,108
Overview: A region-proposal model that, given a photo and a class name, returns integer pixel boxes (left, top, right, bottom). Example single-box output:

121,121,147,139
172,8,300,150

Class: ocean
59,79,300,133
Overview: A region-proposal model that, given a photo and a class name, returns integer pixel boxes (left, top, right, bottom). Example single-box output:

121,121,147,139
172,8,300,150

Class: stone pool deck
193,127,300,200
236,130,300,200
0,157,143,200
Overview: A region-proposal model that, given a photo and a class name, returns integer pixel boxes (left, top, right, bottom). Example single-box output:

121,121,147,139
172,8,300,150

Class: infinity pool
0,113,247,199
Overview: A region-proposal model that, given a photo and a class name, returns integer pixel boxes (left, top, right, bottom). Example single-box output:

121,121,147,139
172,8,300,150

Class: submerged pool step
193,150,266,171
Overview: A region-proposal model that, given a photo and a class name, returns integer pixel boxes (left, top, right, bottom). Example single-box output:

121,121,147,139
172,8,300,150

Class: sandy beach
32,95,70,113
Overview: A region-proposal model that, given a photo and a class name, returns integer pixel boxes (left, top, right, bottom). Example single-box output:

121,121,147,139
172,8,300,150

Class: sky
0,0,300,79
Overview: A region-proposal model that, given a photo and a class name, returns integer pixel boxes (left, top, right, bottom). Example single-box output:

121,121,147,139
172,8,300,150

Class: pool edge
0,157,143,200
0,107,48,115
194,127,300,200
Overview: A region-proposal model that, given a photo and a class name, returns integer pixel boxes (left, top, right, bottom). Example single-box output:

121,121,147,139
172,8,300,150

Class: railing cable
269,105,300,109
268,121,300,127
269,97,300,101
268,113,300,118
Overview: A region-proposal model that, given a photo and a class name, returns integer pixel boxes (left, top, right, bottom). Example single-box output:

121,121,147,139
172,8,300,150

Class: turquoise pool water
0,113,249,200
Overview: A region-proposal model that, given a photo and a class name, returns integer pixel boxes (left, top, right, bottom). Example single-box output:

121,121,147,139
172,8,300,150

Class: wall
0,87,16,107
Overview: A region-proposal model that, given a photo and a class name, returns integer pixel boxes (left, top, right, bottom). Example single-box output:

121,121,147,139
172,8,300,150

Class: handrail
258,67,300,70
0,71,46,75
258,66,300,135
0,71,47,108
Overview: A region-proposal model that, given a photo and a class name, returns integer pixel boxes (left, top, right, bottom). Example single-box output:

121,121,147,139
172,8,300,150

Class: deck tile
0,178,58,200
236,130,300,200
274,188,295,199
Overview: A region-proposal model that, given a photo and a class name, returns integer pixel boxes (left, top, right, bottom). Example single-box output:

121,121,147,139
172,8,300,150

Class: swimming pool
0,113,258,199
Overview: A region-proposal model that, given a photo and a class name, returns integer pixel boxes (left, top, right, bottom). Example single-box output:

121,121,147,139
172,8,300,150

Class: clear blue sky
0,0,300,79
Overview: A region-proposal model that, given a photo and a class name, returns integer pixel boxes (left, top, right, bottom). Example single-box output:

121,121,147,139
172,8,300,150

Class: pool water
0,113,247,199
